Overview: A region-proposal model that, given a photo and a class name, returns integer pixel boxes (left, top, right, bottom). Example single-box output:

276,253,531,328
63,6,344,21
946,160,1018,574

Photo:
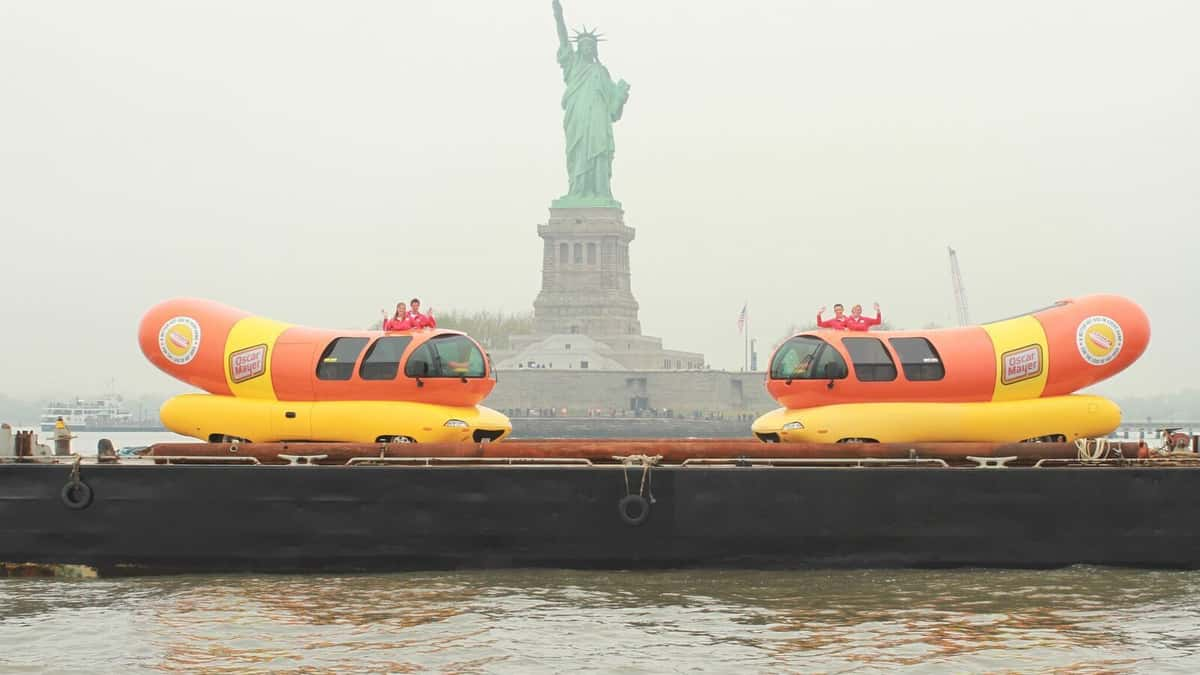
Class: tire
208,434,249,443
617,494,650,527
376,435,416,444
60,481,93,510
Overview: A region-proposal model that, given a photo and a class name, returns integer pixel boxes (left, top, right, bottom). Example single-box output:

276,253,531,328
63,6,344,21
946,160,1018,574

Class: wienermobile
752,294,1150,444
138,298,512,443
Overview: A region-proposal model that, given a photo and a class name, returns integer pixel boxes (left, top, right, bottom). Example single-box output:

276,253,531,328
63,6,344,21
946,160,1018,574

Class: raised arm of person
868,302,882,327
816,305,832,328
552,0,569,51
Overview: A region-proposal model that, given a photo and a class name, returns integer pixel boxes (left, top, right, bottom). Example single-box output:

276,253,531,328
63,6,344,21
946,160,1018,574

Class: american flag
737,303,747,333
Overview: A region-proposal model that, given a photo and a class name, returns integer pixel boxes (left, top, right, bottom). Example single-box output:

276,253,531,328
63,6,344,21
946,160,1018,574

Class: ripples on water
3,568,1200,672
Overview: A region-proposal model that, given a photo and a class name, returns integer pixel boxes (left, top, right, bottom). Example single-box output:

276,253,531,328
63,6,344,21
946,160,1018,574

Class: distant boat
39,397,164,432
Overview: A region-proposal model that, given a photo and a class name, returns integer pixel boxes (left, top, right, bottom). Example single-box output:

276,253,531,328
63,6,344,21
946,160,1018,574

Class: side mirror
824,362,843,389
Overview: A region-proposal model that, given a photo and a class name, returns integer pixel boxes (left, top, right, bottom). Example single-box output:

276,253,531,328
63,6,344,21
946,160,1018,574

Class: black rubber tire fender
617,494,650,527
60,481,93,510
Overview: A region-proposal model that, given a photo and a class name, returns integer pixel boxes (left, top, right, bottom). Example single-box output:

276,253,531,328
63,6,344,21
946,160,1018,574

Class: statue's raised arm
552,0,569,50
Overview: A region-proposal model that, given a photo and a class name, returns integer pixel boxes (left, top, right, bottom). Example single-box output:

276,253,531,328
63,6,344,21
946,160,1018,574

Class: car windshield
770,336,846,380
404,335,487,378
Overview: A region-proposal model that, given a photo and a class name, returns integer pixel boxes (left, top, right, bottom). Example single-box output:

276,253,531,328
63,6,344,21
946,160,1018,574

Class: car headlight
443,419,469,429
782,421,804,431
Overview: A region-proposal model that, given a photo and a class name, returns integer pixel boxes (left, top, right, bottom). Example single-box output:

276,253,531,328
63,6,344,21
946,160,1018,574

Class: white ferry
39,397,162,432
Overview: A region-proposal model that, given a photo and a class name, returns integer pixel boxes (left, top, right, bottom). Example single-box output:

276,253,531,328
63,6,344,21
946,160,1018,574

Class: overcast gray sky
1,0,1196,399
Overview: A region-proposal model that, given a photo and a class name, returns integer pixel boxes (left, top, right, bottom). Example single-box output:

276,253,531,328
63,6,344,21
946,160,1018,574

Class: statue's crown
571,25,605,42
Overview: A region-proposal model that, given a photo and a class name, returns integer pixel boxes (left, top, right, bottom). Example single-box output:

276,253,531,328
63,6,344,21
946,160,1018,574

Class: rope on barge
59,455,92,510
616,454,660,526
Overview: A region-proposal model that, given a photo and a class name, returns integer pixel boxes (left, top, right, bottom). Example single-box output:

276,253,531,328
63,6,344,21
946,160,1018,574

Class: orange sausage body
766,295,1149,409
138,298,495,407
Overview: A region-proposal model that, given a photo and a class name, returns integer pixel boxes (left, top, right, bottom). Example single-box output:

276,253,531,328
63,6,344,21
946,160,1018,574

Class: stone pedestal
494,205,705,373
533,207,641,337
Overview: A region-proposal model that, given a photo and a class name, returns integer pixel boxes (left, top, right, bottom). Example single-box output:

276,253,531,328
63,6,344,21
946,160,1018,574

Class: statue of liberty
551,0,630,208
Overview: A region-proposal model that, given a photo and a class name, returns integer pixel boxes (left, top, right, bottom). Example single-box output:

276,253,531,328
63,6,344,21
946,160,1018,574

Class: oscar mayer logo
158,316,201,365
1002,344,1042,385
1076,315,1123,366
230,344,268,383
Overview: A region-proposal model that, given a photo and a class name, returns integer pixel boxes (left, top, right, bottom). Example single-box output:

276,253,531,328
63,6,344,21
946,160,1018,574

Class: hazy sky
1,0,1196,399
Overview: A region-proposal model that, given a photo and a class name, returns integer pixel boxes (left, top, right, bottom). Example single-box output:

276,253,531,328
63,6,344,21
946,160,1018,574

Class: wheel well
208,433,250,443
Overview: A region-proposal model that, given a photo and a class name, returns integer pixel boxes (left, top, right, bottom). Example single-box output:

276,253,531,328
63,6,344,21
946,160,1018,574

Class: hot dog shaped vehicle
752,294,1149,443
139,298,511,443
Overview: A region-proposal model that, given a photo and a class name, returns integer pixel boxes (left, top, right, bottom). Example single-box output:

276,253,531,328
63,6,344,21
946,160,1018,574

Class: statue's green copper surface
551,0,630,209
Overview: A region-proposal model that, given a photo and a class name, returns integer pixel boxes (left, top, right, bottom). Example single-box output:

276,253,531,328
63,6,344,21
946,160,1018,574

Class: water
3,568,1200,672
8,432,1200,670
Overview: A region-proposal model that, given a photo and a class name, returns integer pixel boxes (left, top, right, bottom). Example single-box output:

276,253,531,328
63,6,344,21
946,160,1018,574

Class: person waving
816,304,848,330
406,298,437,329
381,302,413,331
846,303,882,332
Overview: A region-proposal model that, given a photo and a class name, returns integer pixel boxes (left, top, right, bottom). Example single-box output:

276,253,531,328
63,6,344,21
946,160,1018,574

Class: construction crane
948,246,970,326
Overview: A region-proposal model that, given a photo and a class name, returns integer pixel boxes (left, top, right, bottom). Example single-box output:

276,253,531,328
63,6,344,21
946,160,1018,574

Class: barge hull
1,463,1197,571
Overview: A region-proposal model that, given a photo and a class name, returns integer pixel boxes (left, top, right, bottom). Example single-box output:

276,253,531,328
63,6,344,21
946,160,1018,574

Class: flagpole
743,301,748,372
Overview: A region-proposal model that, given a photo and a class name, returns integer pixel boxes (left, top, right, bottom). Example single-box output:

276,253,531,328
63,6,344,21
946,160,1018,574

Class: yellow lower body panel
751,395,1121,444
160,394,512,443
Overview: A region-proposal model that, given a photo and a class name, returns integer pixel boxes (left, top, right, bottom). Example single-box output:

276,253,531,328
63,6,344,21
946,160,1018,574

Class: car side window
404,343,437,378
316,337,369,381
842,337,898,382
888,337,946,381
359,336,414,381
811,344,848,380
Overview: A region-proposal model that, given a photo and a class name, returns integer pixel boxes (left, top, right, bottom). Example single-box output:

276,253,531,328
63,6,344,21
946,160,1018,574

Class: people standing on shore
846,303,882,332
816,304,848,330
406,298,437,329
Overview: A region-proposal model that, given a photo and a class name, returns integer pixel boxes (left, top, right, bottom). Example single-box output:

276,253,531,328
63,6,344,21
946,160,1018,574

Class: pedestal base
551,196,623,209
534,205,639,337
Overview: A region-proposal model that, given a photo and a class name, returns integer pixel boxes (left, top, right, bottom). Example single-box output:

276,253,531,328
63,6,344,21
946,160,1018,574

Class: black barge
3,438,1200,574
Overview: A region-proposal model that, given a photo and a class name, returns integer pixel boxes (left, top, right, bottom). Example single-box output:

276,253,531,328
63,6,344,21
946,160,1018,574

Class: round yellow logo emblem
158,316,202,365
1076,316,1123,366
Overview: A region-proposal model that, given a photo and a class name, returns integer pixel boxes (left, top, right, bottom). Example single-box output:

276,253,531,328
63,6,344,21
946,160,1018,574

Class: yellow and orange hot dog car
752,294,1150,443
139,298,511,443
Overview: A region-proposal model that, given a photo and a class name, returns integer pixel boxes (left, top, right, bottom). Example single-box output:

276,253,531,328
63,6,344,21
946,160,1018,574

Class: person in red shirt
845,302,882,332
816,304,848,330
406,298,437,329
381,302,413,331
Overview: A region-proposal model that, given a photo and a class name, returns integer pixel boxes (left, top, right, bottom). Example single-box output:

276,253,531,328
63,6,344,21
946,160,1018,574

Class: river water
3,568,1200,672
7,433,1200,671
